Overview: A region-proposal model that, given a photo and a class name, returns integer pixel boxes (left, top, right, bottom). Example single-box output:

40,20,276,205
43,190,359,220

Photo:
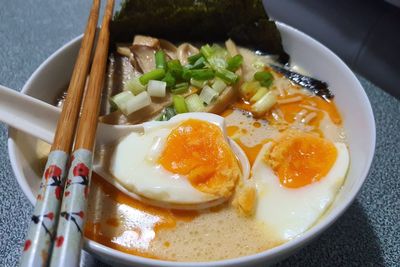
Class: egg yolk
265,132,337,188
158,119,240,197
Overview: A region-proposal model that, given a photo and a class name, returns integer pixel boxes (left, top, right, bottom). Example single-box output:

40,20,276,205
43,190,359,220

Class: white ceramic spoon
0,84,250,210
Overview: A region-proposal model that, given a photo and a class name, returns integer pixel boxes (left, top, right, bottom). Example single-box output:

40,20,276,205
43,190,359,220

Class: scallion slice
240,81,260,98
156,106,177,121
155,50,167,70
250,87,268,102
167,60,183,79
227,54,243,72
173,95,188,114
254,71,274,87
188,53,203,65
187,56,206,69
164,106,176,120
190,78,207,88
199,85,218,105
121,91,152,116
162,72,176,88
139,69,165,85
171,82,189,94
124,77,145,95
251,91,277,115
215,68,239,84
185,94,205,112
211,78,227,94
181,68,192,81
190,69,215,80
109,91,132,111
200,44,214,58
147,80,167,97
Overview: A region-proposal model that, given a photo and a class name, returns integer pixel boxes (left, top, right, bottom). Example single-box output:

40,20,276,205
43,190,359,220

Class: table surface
0,1,399,266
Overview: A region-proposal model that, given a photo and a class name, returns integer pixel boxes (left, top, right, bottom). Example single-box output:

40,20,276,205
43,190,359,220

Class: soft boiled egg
110,113,242,205
252,130,349,241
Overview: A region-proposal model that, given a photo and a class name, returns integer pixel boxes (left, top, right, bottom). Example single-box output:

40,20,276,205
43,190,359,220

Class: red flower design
55,186,62,200
73,163,89,177
44,165,62,180
55,236,64,247
23,240,31,251
64,191,70,197
46,212,54,220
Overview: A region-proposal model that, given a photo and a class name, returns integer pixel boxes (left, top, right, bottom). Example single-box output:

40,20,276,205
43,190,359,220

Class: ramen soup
57,36,348,261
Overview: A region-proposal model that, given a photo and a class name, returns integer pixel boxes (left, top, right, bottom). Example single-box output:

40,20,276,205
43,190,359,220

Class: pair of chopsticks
19,0,114,266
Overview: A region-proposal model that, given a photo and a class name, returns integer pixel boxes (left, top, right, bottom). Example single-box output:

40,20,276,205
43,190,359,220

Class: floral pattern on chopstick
19,151,69,266
49,149,93,264
64,163,90,198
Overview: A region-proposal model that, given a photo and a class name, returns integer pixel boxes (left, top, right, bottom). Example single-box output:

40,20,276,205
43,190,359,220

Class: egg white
253,142,349,241
110,113,227,204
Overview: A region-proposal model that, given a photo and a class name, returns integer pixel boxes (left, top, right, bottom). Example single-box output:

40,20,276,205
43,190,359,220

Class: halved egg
252,131,350,241
110,113,241,205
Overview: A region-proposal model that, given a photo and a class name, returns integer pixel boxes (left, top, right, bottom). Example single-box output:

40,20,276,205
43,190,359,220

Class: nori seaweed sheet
110,0,289,63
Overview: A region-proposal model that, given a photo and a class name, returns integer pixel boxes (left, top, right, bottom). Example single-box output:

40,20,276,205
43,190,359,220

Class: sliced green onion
124,77,145,95
188,53,203,65
200,44,214,58
164,106,176,120
139,69,165,85
167,60,183,79
171,82,189,94
190,78,207,88
240,81,260,98
207,56,227,70
181,68,192,81
215,68,239,84
206,44,229,69
155,50,167,70
250,87,268,102
251,91,277,115
260,78,273,88
211,78,227,94
173,95,188,114
147,80,167,97
199,85,218,105
156,106,176,121
122,91,152,115
109,91,132,111
190,69,215,80
254,71,273,81
254,71,273,88
162,72,176,88
185,94,205,112
227,54,243,72
187,56,206,69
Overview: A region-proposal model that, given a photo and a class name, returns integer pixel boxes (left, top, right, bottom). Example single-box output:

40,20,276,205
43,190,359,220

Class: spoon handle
0,85,59,144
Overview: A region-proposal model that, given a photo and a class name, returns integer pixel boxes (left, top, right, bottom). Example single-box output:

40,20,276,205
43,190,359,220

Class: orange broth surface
222,93,342,168
84,73,344,260
84,173,197,259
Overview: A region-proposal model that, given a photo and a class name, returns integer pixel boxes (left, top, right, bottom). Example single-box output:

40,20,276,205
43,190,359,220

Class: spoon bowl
0,84,250,210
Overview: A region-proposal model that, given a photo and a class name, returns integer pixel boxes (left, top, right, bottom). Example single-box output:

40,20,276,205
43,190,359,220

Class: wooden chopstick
19,1,100,267
48,0,115,266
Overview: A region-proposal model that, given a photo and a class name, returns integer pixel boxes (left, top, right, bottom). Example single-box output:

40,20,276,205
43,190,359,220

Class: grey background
0,0,399,266
264,0,400,99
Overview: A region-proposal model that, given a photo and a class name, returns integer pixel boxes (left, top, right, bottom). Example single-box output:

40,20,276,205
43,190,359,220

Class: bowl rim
8,22,376,266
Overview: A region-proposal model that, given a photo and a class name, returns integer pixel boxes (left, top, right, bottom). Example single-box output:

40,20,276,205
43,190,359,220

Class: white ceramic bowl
8,23,375,267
